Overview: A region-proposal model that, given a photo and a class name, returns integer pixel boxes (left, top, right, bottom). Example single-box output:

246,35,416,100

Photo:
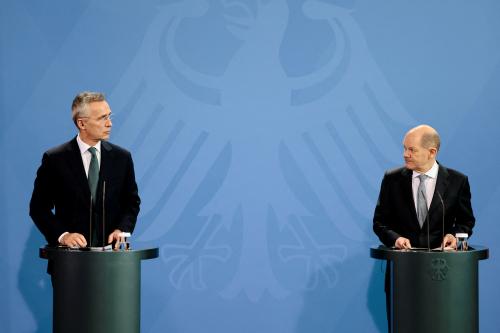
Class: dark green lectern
370,246,488,333
40,247,158,333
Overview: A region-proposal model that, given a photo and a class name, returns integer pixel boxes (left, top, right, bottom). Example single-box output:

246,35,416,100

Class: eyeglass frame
78,112,113,123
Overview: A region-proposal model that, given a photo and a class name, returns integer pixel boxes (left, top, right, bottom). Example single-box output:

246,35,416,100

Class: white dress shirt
76,134,101,176
412,161,439,212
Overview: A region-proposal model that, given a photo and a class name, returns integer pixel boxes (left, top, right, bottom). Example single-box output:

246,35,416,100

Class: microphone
436,191,445,251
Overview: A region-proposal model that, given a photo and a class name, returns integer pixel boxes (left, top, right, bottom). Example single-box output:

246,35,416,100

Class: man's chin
405,162,414,170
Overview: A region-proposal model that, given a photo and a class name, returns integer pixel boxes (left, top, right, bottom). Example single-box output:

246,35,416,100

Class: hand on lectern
108,229,123,249
395,237,412,249
442,234,457,249
60,233,87,248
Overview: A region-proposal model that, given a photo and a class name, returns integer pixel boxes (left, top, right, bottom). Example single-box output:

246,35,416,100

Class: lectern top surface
370,245,488,261
39,246,159,260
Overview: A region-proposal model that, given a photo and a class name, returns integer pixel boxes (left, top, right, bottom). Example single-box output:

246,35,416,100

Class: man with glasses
30,91,140,251
372,124,475,332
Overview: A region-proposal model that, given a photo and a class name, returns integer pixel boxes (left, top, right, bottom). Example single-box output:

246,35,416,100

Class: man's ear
77,119,85,130
429,147,437,159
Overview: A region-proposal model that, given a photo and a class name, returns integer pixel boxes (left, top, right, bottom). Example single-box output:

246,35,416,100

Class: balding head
403,125,440,172
406,125,441,151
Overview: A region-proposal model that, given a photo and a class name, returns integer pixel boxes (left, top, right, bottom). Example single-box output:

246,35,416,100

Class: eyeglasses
79,113,113,122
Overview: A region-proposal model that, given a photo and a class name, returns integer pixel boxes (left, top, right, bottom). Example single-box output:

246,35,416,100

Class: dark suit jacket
30,137,140,246
373,163,475,249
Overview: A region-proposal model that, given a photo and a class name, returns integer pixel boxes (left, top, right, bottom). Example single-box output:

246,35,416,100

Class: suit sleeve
29,153,67,245
116,152,141,233
451,176,475,236
373,173,401,247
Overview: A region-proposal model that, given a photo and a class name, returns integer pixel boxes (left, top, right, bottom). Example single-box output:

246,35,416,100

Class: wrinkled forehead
87,101,111,116
403,131,422,147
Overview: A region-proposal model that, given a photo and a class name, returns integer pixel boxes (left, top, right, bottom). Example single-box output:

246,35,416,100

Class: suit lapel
99,141,113,191
401,168,419,225
67,137,91,200
429,163,449,214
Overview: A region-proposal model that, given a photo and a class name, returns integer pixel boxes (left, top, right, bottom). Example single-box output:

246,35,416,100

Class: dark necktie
88,147,99,204
417,174,429,228
88,147,100,246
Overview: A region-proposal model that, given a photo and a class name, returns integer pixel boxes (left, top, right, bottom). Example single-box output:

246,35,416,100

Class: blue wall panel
2,1,499,332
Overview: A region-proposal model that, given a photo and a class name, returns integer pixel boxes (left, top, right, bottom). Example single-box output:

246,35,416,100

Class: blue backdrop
2,0,499,332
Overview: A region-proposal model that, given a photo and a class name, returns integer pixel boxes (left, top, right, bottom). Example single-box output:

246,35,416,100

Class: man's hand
108,229,124,249
442,233,457,249
395,237,412,249
60,233,87,248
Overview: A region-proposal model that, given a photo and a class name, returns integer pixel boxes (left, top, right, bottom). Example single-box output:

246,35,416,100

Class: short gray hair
71,91,106,126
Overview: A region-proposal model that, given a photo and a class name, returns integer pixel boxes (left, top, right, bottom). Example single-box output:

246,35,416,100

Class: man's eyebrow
98,112,112,118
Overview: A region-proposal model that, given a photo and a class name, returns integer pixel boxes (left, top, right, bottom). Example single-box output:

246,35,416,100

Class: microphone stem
102,181,106,248
437,191,445,251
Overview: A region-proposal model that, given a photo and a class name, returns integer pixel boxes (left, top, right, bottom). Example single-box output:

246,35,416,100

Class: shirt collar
76,134,101,155
412,160,439,179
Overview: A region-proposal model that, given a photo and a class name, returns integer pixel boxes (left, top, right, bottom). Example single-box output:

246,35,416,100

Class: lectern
370,246,488,333
40,247,158,333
